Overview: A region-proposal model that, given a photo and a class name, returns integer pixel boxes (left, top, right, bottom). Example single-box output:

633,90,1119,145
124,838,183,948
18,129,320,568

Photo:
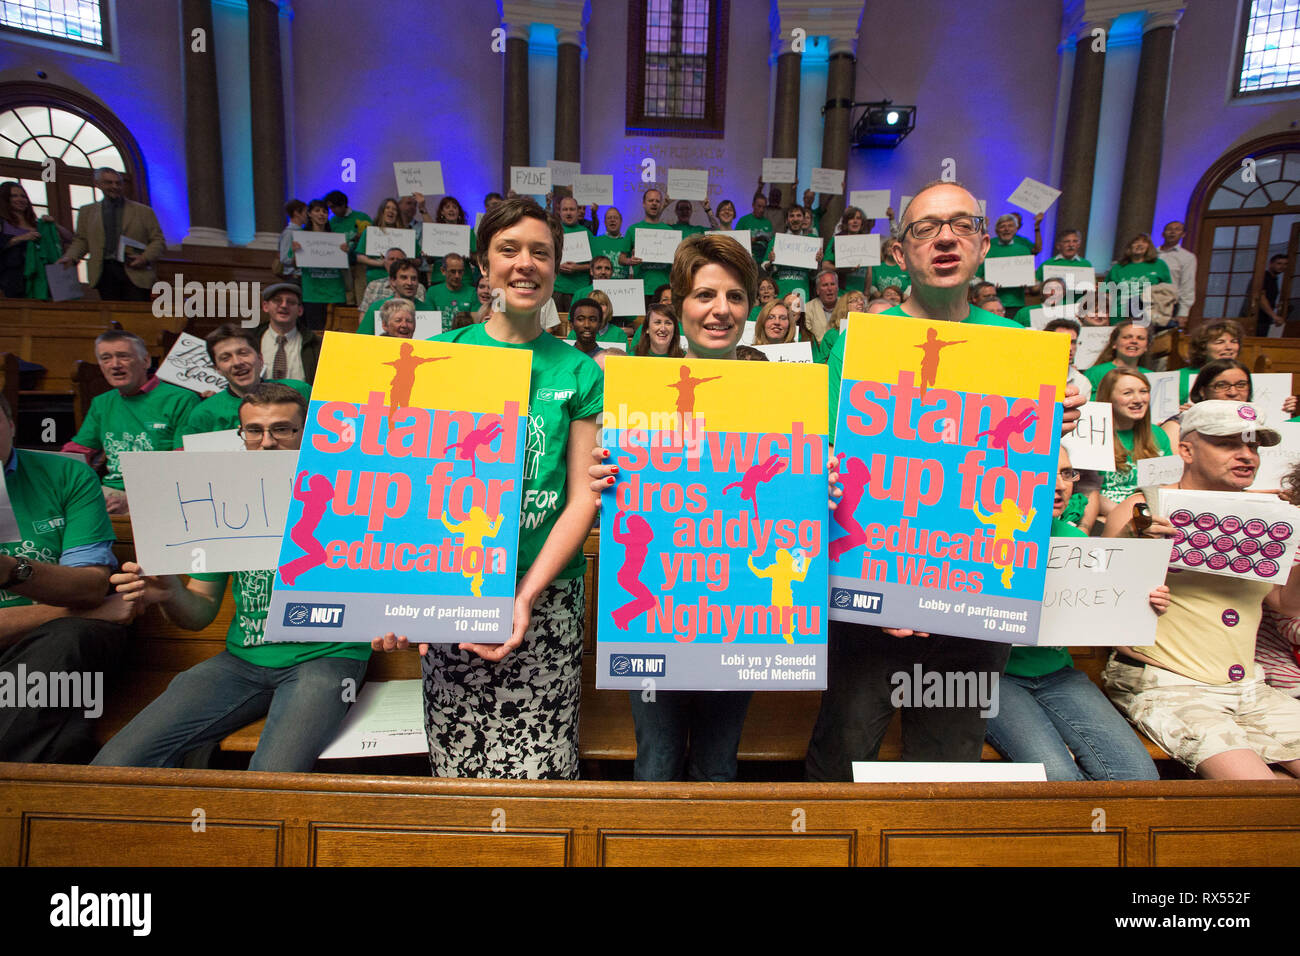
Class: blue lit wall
528,22,557,182
211,0,255,245
1087,10,1145,268
796,35,828,194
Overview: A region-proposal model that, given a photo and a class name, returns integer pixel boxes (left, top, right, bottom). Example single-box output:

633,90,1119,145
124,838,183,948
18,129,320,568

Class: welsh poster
264,332,530,643
829,313,1068,643
597,355,829,690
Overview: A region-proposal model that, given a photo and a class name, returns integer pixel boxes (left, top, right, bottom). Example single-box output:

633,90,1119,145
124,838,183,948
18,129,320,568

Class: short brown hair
206,323,259,363
1189,319,1244,367
238,381,307,423
389,258,422,280
475,197,563,272
669,233,758,322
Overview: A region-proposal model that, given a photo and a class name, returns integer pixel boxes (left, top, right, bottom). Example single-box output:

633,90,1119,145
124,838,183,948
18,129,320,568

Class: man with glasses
807,180,1085,780
254,282,321,385
93,383,370,772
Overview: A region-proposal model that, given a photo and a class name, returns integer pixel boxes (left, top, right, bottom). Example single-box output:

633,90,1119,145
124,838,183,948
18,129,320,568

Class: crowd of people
1,170,1299,788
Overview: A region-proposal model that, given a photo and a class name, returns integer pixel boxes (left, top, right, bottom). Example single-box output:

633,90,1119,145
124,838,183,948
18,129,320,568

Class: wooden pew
0,352,19,419
0,300,184,358
1241,335,1300,376
0,324,117,399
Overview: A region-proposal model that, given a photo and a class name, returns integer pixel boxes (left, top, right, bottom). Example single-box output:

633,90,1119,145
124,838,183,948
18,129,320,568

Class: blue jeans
985,666,1159,781
628,690,753,781
92,651,368,772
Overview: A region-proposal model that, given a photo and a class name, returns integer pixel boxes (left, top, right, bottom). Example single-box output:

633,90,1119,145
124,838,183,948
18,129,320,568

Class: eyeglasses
900,215,985,241
1057,469,1080,482
239,424,300,441
1208,381,1250,395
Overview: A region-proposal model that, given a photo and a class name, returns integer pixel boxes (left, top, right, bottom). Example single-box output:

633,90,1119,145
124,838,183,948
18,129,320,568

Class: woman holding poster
372,198,602,780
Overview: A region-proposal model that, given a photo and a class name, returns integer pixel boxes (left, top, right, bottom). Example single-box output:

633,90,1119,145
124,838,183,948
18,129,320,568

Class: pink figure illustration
610,511,657,631
383,342,448,422
279,471,334,586
974,408,1038,468
721,454,786,520
447,420,504,478
670,365,721,426
914,327,966,390
828,457,871,562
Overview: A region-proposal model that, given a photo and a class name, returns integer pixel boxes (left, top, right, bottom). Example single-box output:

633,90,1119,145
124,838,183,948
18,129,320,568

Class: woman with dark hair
0,181,71,299
748,275,779,323
357,198,405,284
372,197,602,780
1083,319,1152,392
1097,367,1172,516
704,198,737,231
820,204,873,293
634,303,686,357
288,199,349,330
427,195,478,287
1106,234,1171,323
1162,358,1253,445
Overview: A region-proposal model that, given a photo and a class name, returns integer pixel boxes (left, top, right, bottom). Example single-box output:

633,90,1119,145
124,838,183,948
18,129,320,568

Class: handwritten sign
739,321,757,346
1027,302,1081,330
562,229,592,263
773,233,821,269
810,167,845,195
667,168,709,202
393,161,443,195
1061,401,1115,472
762,158,797,183
833,234,881,269
1251,372,1293,426
706,230,751,250
547,159,580,187
1157,488,1300,583
1135,454,1184,487
294,232,348,269
1146,371,1181,425
755,342,814,363
364,226,416,257
1250,421,1300,490
182,429,244,452
156,332,229,395
119,450,296,575
573,173,613,207
984,255,1036,288
634,228,682,264
593,279,646,316
848,190,890,219
1035,537,1169,646
44,263,82,301
372,311,443,340
1007,177,1062,216
1076,327,1110,369
420,223,471,258
510,165,551,194
1042,263,1096,292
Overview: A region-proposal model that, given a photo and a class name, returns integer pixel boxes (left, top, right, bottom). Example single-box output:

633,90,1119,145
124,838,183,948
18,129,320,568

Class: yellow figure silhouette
441,507,503,596
748,548,810,644
972,497,1036,589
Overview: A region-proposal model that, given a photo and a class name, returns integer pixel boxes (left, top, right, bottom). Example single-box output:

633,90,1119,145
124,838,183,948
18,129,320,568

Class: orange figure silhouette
914,327,966,390
383,342,447,422
611,511,656,631
974,408,1037,468
447,421,504,478
669,365,721,428
279,471,334,586
721,454,786,520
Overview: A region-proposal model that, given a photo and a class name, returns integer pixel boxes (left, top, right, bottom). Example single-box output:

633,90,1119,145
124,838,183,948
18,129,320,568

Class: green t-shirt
70,380,200,489
812,326,840,365
1106,260,1172,322
357,293,432,335
177,379,312,440
191,569,371,668
1082,360,1154,393
871,263,911,295
821,237,869,292
555,223,595,295
1179,365,1198,404
0,451,114,609
434,322,604,579
736,214,774,262
329,210,373,242
566,324,630,346
625,221,677,298
980,235,1036,310
591,234,631,279
426,230,478,286
428,282,479,315
1005,517,1082,677
1035,255,1094,282
291,228,351,305
1101,426,1173,503
827,304,1016,443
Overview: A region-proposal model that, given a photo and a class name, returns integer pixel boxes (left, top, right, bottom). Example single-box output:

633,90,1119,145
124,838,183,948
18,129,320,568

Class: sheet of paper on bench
420,223,470,258
762,157,797,183
573,174,612,206
318,679,426,759
45,262,83,301
1007,176,1061,215
1250,421,1300,490
848,190,890,219
364,226,416,257
834,234,880,268
593,279,645,316
634,229,682,263
852,762,1047,782
393,160,443,195
294,232,348,269
371,311,443,340
984,255,1035,287
119,450,296,575
1061,402,1115,471
157,331,229,395
182,429,244,452
1035,537,1168,646
773,233,821,269
563,229,592,263
0,471,20,544
667,167,709,202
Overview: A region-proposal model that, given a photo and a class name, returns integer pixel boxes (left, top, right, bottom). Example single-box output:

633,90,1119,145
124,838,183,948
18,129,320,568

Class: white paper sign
1061,401,1116,472
156,332,229,395
1147,371,1182,424
371,311,443,340
364,226,416,257
119,450,296,575
1042,263,1096,292
810,167,845,195
117,235,146,262
755,342,814,363
318,679,426,759
1036,537,1169,647
45,262,83,301
573,174,613,207
848,190,890,219
593,279,646,316
1027,302,1081,330
762,157,797,183
634,229,682,263
294,232,348,269
739,321,757,346
984,255,1036,288
420,223,471,258
1250,422,1300,490
833,234,881,268
1251,372,1293,427
1076,327,1111,369
562,229,592,263
853,762,1046,783
510,165,551,194
393,161,444,195
547,159,580,187
1156,488,1300,583
1007,177,1062,215
1135,454,1184,487
182,429,244,452
900,195,914,215
667,168,709,202
773,233,821,269
707,229,752,250
0,472,20,543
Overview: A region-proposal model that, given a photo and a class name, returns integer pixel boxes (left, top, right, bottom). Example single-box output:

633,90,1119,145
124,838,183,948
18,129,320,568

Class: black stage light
851,100,916,149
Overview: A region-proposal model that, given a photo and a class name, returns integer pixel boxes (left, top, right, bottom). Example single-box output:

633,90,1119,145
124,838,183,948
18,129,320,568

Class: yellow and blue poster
264,331,530,644
597,355,829,690
830,313,1068,642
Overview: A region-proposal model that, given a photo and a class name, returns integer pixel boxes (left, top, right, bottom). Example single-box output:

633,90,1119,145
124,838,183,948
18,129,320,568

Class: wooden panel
882,830,1123,867
310,826,570,866
23,815,282,866
600,832,854,866
1150,828,1300,866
